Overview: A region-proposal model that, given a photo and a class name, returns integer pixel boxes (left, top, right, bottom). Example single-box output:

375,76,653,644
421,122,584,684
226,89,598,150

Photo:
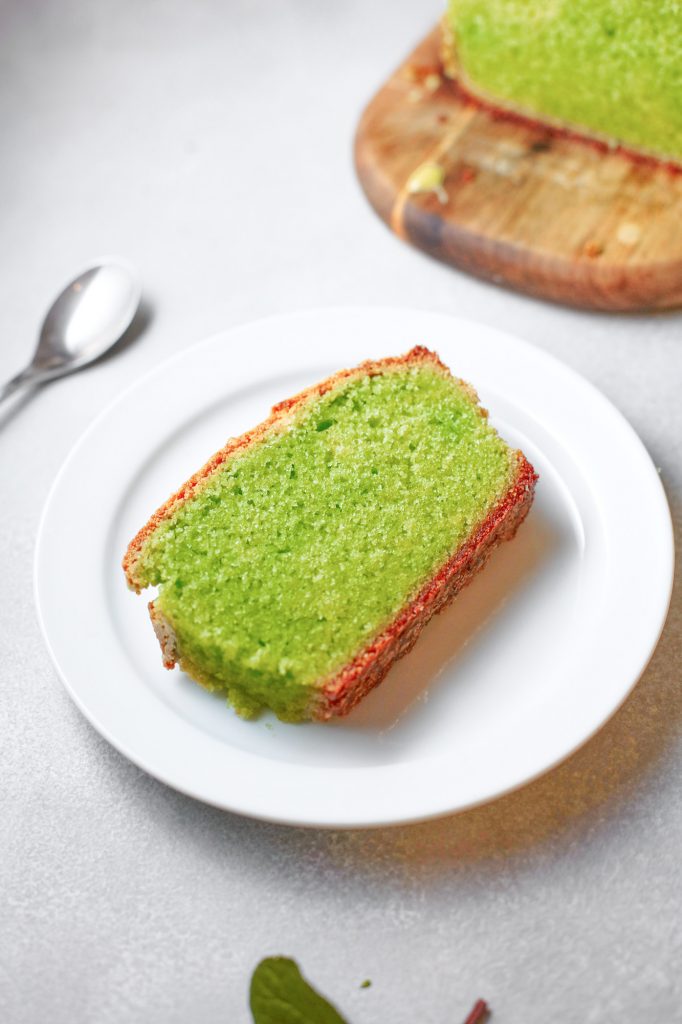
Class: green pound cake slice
123,348,537,722
444,0,682,163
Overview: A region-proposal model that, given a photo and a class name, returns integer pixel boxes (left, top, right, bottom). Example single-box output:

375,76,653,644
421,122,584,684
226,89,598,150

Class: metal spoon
0,259,141,403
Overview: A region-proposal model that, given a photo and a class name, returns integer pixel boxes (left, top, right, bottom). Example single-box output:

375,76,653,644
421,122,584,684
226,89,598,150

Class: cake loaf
123,347,537,722
443,0,682,163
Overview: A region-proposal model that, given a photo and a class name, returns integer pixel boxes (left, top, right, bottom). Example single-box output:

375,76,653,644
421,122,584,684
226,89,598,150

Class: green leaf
250,957,350,1024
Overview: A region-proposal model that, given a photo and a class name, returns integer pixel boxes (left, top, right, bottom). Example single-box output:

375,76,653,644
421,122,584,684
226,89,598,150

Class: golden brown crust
439,13,459,80
123,346,468,590
312,452,536,720
148,600,178,669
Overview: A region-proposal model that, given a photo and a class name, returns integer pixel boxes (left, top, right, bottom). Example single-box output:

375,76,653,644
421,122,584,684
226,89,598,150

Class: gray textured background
1,2,681,1021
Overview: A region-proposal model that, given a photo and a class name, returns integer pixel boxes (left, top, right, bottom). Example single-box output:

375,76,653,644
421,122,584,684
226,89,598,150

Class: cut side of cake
123,347,537,722
443,0,682,164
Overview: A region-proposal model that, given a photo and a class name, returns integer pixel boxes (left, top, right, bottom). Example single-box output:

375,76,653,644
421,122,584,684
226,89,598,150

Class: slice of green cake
444,0,682,162
123,348,536,722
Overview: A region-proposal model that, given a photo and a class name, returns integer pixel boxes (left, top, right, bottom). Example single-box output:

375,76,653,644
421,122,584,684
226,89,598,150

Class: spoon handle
0,369,34,404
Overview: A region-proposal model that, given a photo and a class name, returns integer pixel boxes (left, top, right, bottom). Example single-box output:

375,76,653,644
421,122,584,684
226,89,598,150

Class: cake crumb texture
125,349,534,721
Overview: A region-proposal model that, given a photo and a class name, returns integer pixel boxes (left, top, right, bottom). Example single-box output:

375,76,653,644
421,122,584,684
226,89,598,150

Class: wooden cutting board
355,27,682,312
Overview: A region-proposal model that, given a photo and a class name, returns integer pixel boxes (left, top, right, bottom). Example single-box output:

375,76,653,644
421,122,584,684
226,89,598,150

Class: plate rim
34,306,675,828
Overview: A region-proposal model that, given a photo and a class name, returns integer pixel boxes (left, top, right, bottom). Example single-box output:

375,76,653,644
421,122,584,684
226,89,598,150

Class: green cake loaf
444,0,682,162
123,348,536,723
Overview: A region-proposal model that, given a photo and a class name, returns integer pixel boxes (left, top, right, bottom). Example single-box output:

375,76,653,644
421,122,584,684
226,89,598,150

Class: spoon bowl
1,259,141,401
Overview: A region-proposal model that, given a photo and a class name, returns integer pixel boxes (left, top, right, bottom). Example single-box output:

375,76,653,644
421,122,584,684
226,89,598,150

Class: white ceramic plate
35,308,674,827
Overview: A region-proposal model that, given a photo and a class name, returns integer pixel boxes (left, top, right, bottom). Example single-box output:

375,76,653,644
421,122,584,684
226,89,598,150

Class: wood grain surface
355,27,682,312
